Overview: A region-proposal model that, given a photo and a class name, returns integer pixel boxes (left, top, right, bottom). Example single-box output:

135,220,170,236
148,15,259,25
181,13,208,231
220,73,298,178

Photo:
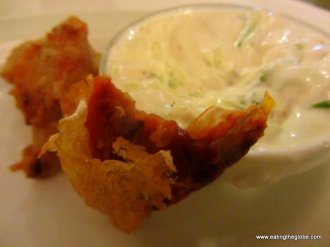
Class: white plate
0,1,329,246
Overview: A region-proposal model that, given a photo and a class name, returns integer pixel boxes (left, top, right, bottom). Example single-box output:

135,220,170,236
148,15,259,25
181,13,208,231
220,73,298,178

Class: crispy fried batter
1,16,100,177
46,76,272,232
2,15,273,233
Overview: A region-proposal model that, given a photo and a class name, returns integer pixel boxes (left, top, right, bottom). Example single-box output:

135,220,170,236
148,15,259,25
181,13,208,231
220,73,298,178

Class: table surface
0,1,329,247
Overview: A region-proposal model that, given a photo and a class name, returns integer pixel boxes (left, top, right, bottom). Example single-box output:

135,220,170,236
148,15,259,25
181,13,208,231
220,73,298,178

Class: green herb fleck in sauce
311,100,330,109
235,11,263,48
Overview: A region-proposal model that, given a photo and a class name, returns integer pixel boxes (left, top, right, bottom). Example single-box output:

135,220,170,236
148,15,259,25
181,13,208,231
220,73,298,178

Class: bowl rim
100,2,330,75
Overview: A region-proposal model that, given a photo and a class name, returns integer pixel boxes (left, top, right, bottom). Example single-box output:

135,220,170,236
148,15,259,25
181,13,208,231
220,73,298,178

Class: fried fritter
1,16,100,177
46,76,273,232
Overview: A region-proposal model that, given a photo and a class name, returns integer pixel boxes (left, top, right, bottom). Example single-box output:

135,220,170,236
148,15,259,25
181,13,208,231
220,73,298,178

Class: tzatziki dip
102,5,330,187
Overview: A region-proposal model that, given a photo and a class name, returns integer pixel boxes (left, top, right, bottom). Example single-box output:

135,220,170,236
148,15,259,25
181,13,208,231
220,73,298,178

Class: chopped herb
239,98,247,106
222,100,245,110
202,48,222,68
311,100,330,109
294,43,303,50
235,12,263,48
259,69,272,83
144,71,161,80
260,73,268,83
168,79,176,89
213,48,222,67
231,69,239,78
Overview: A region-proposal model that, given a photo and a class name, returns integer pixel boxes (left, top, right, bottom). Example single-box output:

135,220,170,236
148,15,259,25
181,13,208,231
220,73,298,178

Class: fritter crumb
1,16,100,177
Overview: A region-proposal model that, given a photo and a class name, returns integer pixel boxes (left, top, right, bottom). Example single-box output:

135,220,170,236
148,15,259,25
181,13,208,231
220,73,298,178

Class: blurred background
301,0,330,9
0,0,329,19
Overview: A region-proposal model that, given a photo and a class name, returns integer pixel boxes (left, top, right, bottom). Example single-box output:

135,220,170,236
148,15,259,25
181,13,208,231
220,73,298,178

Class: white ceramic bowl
100,4,330,188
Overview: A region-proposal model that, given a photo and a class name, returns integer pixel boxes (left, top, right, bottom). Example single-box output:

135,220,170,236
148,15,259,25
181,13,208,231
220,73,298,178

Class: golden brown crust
46,75,272,232
1,16,100,177
46,91,176,232
81,137,176,232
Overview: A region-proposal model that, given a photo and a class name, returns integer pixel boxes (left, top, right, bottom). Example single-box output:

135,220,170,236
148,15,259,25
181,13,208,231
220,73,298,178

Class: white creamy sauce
105,7,330,151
